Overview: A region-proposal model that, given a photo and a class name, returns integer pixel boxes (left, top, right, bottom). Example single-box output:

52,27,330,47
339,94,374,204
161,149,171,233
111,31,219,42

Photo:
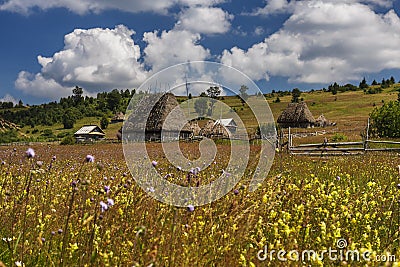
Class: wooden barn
74,125,105,142
277,102,315,128
199,119,231,138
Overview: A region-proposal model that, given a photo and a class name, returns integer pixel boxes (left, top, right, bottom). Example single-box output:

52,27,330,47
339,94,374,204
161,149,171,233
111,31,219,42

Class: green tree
72,86,84,105
206,86,221,115
359,77,369,89
291,88,301,103
194,98,208,116
370,101,400,137
100,116,109,129
206,86,221,99
107,89,122,112
62,109,76,129
239,85,249,103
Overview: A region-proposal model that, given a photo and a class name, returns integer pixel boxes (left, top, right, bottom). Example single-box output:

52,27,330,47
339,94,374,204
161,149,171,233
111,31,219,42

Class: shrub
331,133,347,142
60,135,76,145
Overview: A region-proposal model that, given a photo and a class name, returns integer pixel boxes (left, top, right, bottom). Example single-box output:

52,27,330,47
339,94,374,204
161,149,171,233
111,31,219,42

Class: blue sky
0,0,399,104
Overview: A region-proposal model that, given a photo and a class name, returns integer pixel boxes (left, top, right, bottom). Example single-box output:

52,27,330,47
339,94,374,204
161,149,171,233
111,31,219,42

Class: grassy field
1,143,400,266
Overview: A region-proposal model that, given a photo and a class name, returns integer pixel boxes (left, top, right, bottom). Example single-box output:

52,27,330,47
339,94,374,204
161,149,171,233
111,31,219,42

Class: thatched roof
199,120,230,138
187,121,202,136
124,93,191,132
277,102,315,124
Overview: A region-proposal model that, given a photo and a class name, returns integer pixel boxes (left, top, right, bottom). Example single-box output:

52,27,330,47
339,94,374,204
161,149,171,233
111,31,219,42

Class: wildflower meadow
1,143,400,266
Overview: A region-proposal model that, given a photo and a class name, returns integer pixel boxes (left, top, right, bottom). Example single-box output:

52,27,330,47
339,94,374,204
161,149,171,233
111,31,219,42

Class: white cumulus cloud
222,1,400,84
251,0,393,16
143,29,210,72
0,0,228,15
0,0,174,14
176,6,233,34
15,25,148,99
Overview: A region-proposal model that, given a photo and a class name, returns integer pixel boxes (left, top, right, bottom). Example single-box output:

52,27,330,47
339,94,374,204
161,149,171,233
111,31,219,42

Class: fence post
365,118,370,151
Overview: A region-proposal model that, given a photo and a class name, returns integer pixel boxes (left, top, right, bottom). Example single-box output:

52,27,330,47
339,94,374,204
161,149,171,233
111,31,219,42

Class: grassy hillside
4,83,400,143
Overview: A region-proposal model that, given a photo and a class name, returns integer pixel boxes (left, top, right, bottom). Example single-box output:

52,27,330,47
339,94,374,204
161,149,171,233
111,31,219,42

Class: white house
74,125,105,142
214,118,237,134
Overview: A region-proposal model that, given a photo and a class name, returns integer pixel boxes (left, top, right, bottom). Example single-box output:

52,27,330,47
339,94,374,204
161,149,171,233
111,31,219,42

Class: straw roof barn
187,121,202,136
124,93,192,141
199,120,231,138
277,102,315,128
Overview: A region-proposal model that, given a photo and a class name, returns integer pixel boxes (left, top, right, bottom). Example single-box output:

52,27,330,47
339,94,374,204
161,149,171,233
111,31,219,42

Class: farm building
123,93,192,141
214,118,237,133
111,112,125,123
277,102,315,128
74,125,105,142
199,119,231,138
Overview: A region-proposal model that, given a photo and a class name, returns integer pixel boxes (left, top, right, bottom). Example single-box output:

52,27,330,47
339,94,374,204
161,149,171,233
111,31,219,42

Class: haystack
277,102,315,128
315,114,329,127
187,121,202,136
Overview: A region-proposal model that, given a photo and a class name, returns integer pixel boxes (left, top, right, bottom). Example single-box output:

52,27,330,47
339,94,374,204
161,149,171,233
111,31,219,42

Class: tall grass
0,143,399,266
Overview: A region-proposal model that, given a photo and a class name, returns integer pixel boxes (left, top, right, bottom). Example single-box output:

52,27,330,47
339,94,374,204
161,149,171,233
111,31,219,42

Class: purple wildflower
41,237,45,243
100,201,108,212
58,229,63,234
104,185,110,194
397,184,400,189
51,231,55,235
107,198,114,206
26,148,35,158
85,155,95,163
187,205,195,212
52,155,56,161
152,160,157,167
233,189,239,195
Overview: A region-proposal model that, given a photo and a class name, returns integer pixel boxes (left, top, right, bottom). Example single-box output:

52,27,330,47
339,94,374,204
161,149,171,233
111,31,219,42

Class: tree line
0,86,136,129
